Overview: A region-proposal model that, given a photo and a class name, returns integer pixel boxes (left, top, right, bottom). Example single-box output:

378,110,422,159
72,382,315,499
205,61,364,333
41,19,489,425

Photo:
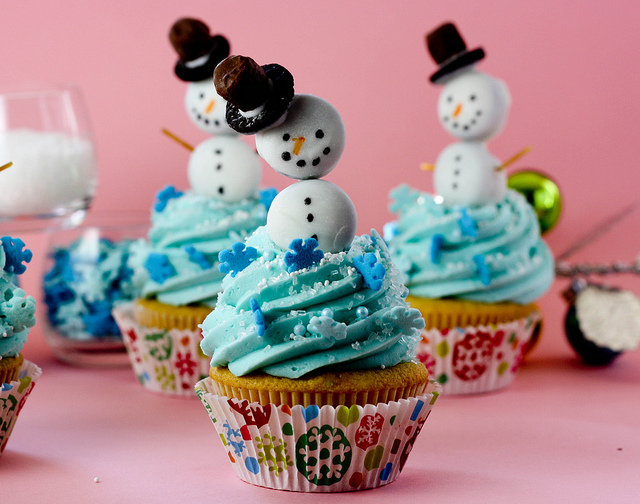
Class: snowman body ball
434,141,505,207
188,136,262,202
214,55,357,253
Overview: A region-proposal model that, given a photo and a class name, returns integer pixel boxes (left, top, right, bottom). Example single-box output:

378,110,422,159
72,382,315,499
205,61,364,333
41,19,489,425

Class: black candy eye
218,187,224,194
315,129,324,139
282,133,290,141
200,93,205,99
282,152,291,161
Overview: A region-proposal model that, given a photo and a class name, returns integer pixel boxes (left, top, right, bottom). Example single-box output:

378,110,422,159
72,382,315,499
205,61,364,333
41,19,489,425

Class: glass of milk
0,83,97,232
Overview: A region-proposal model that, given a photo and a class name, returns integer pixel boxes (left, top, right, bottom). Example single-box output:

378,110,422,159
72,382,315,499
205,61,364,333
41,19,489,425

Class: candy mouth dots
196,55,439,492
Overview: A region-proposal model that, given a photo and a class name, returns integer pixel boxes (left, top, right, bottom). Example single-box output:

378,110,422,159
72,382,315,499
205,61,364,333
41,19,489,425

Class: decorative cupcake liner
1,360,42,455
416,311,541,395
195,377,441,492
112,304,210,396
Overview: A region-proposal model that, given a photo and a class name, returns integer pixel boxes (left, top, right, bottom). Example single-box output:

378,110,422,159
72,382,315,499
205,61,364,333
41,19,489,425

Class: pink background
2,1,640,502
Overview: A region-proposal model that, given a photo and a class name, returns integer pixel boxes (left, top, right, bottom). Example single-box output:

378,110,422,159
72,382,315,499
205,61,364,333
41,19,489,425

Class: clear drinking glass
41,212,148,367
0,83,97,233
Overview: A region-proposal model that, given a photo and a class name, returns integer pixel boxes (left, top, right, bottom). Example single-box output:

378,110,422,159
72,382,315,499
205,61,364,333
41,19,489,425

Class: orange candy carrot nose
452,103,462,118
292,137,306,155
205,100,215,114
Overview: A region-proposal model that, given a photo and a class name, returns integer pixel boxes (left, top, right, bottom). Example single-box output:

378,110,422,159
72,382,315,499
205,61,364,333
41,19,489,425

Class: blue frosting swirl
387,186,554,304
200,227,425,378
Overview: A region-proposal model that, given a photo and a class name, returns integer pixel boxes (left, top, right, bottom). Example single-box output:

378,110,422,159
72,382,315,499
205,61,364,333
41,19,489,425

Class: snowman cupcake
386,23,554,394
113,20,271,396
195,55,440,492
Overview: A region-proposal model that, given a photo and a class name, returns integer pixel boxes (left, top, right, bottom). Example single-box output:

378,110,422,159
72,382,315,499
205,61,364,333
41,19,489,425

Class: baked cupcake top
387,185,554,304
200,227,424,378
139,188,270,307
0,237,36,357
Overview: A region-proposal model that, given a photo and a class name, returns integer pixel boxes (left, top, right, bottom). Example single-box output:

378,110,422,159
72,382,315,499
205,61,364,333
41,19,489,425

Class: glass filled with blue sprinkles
41,212,148,366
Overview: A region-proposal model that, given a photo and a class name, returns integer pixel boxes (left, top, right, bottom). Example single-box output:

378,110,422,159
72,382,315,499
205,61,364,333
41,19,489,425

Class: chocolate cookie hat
213,55,294,134
169,18,230,82
426,22,485,83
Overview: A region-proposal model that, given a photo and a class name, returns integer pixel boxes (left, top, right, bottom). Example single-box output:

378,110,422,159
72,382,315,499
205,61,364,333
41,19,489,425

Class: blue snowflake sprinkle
144,253,176,284
81,300,119,337
383,221,399,242
284,238,324,273
250,297,267,337
259,187,278,211
353,252,386,291
185,245,212,270
458,208,478,238
218,242,257,277
154,185,183,212
1,236,33,275
430,234,445,264
473,254,491,286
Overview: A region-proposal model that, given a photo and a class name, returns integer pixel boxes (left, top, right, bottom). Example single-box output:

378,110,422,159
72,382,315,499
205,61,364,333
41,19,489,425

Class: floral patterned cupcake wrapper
112,304,210,397
1,360,42,455
417,311,541,395
195,377,440,492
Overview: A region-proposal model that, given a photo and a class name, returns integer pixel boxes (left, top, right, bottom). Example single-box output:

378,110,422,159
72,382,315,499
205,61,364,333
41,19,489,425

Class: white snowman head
188,136,262,201
256,94,346,180
434,141,506,206
266,179,356,253
437,70,511,142
184,80,235,135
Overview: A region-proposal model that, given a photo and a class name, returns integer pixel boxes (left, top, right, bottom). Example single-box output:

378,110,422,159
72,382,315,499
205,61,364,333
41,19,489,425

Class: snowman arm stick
420,162,435,171
0,161,12,173
495,146,532,172
161,128,194,152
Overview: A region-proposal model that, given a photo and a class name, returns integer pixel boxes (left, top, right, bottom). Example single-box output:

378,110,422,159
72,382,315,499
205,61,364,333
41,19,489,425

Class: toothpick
420,162,435,172
556,199,640,261
0,162,12,173
495,146,532,172
161,128,194,152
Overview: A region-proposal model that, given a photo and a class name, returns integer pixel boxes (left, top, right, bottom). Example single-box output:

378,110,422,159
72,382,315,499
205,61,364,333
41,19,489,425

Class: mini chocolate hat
214,55,294,134
169,18,230,82
426,22,485,83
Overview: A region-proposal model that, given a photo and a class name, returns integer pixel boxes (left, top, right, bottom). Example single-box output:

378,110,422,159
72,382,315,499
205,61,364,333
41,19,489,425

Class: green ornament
508,170,562,234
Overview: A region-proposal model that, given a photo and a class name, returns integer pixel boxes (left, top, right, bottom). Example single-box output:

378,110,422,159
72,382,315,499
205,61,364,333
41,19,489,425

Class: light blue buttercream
200,227,425,378
387,186,554,304
138,191,267,307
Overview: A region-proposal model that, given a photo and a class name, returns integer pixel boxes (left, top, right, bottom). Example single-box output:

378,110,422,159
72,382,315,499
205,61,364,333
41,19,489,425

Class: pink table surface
2,283,639,504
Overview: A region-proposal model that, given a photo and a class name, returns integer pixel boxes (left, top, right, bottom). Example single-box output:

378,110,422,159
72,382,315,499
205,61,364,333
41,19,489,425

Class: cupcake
112,20,271,396
385,23,554,394
0,236,42,455
195,56,439,492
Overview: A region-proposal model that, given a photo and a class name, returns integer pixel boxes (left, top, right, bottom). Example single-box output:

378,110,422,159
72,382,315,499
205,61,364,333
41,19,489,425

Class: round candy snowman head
188,136,262,202
434,141,506,206
184,80,235,135
256,94,346,180
266,179,357,253
437,70,511,141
